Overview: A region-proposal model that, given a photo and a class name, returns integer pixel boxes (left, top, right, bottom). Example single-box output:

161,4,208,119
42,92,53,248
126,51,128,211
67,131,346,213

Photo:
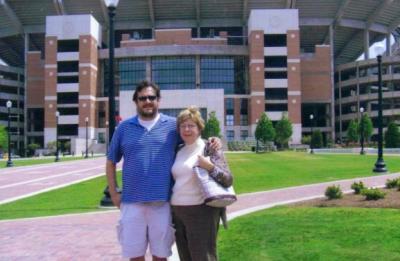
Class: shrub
385,178,399,189
351,181,365,194
301,135,311,145
227,141,253,151
361,188,386,200
311,130,323,148
325,185,342,199
397,180,400,191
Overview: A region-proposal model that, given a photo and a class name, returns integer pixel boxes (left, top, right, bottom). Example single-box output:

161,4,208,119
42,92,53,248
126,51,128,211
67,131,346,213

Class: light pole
309,114,314,154
101,0,119,207
373,55,387,172
359,107,365,155
55,111,60,162
105,120,109,155
105,0,119,144
85,117,89,158
6,100,13,167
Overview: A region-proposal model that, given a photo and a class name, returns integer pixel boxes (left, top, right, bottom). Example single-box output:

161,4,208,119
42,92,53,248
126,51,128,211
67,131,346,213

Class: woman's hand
208,137,222,151
197,155,215,172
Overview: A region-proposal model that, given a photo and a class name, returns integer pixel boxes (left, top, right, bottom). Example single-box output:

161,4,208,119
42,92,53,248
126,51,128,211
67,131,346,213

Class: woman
171,106,233,261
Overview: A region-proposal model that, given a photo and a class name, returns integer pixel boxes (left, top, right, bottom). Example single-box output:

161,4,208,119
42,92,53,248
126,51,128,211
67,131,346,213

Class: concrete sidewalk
0,172,399,261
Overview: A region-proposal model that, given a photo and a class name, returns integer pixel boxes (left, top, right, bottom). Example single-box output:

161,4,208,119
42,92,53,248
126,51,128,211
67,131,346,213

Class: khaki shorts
117,202,175,258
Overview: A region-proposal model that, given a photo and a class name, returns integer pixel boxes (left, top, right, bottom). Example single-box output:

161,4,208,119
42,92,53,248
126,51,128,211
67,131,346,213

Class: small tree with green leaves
0,125,8,152
311,130,323,148
27,143,40,156
385,121,400,148
359,113,373,143
346,119,359,144
275,115,293,149
63,141,71,153
255,113,275,149
301,135,311,145
202,111,221,139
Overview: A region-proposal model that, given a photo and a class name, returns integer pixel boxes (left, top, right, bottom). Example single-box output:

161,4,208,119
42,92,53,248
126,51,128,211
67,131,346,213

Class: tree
63,141,71,153
275,115,293,149
359,114,373,142
311,130,323,148
255,113,275,144
346,119,359,143
0,125,8,151
47,141,57,151
27,143,40,156
385,121,400,148
203,111,221,139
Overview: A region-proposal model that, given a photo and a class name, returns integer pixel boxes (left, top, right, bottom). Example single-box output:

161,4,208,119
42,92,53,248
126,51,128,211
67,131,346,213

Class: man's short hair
133,80,161,101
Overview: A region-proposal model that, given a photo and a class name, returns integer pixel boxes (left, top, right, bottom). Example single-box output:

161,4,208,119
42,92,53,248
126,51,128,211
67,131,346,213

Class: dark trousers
172,204,222,261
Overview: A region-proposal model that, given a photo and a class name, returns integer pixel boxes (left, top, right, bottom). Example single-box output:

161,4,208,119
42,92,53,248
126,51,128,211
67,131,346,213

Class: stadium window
264,34,287,47
264,56,287,68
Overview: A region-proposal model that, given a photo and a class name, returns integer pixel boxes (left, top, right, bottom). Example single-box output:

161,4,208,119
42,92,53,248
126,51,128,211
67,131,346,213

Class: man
106,80,219,261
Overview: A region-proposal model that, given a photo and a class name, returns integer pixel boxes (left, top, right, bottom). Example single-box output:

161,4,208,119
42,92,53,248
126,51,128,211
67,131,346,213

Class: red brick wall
287,30,301,123
78,35,99,128
44,36,58,128
248,30,265,124
26,52,44,107
301,45,332,102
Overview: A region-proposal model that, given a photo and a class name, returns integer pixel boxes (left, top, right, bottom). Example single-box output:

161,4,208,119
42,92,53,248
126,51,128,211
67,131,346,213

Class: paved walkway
0,159,399,260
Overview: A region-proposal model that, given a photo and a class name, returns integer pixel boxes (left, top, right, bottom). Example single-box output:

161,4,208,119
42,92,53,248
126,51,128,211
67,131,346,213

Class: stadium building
0,0,400,154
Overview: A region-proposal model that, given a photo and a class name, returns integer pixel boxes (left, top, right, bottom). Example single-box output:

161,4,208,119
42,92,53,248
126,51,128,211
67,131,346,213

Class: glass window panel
200,56,248,94
151,57,196,90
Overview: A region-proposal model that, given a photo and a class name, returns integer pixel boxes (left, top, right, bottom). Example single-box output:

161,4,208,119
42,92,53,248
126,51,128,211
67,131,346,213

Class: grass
0,172,122,220
229,152,400,194
0,156,98,168
218,206,400,261
1,151,400,220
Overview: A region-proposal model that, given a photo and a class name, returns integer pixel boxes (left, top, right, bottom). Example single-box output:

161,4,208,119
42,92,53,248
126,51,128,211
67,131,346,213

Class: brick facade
300,45,332,102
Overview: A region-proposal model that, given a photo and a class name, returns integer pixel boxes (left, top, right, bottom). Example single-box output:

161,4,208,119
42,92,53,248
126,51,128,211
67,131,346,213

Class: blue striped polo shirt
107,113,179,203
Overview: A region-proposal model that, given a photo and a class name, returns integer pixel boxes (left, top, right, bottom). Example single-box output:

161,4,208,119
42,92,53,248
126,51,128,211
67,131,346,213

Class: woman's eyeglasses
137,95,157,102
179,124,197,130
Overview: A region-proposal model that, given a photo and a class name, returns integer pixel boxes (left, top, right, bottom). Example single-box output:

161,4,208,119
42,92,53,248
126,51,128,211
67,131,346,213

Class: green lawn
0,156,99,168
218,206,400,261
230,152,400,194
0,172,122,220
1,151,400,220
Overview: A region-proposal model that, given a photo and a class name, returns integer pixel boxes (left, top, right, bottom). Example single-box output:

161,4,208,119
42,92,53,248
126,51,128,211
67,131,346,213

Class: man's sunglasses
137,95,157,102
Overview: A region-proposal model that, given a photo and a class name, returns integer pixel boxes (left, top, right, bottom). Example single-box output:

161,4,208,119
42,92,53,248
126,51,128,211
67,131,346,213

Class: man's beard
137,105,158,119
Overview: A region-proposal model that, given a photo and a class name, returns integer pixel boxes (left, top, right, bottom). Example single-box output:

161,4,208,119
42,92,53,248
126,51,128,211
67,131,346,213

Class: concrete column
146,57,151,81
23,33,29,155
386,34,392,74
329,25,335,141
364,30,370,60
338,70,343,142
386,34,392,56
196,55,200,88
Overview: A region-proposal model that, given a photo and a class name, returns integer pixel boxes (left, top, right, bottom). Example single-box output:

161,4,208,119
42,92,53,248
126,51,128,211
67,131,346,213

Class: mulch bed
291,188,400,209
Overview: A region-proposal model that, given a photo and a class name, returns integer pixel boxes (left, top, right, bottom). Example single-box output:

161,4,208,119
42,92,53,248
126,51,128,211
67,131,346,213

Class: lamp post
373,55,387,172
85,117,89,158
105,120,109,155
359,107,365,155
55,111,60,162
6,100,13,167
309,114,314,154
100,0,119,207
105,0,119,144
